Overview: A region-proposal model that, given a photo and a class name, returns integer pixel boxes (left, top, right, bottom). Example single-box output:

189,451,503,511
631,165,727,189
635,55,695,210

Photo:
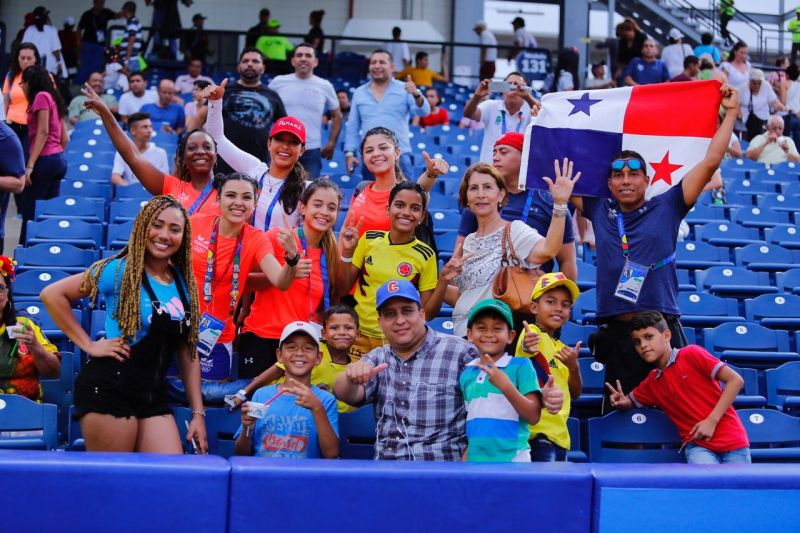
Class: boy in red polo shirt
606,310,751,464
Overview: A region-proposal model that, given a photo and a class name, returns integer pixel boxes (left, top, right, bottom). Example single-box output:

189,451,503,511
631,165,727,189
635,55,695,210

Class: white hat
474,20,487,30
750,68,765,81
668,28,683,40
279,321,321,348
65,16,76,26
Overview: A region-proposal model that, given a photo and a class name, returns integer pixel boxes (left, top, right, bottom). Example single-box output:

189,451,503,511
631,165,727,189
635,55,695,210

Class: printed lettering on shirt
192,234,209,254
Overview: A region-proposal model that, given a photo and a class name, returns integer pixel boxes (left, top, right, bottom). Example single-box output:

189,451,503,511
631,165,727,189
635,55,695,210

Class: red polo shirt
630,345,749,453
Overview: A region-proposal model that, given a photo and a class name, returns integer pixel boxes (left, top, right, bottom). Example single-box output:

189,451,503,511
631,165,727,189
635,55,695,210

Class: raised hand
439,251,475,282
294,257,313,278
339,215,364,256
422,150,449,179
201,78,227,101
555,341,581,371
282,378,323,412
604,379,632,409
345,154,358,174
240,402,257,430
86,337,131,362
345,361,388,386
542,157,581,205
719,83,739,112
278,213,299,258
521,321,540,353
473,79,490,100
404,75,418,96
81,83,112,116
476,353,513,391
541,375,564,414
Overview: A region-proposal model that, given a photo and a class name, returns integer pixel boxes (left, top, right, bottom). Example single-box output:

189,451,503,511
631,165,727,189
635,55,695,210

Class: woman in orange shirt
237,177,342,379
81,84,221,216
3,43,41,157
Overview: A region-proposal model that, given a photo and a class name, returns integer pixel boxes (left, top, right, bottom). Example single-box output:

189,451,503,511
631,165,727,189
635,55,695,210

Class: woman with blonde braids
41,196,207,453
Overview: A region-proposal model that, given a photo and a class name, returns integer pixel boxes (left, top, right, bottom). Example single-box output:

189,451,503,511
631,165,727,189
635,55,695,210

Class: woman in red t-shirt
237,177,343,379
413,87,450,129
181,173,300,402
81,84,221,216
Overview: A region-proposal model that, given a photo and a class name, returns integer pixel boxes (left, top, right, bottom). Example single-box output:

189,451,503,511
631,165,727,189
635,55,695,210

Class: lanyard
616,212,675,270
203,217,244,316
256,173,285,231
501,110,524,134
187,181,214,215
297,227,330,321
522,190,535,222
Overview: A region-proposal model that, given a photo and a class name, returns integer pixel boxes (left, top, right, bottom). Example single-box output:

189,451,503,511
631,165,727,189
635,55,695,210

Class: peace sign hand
604,379,633,409
422,151,449,179
339,215,363,256
476,353,514,392
542,158,581,205
282,378,324,413
81,83,112,117
439,251,475,282
201,78,227,101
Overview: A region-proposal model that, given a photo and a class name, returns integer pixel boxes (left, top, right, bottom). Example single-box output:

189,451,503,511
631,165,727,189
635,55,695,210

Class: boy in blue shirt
234,321,339,458
460,299,563,462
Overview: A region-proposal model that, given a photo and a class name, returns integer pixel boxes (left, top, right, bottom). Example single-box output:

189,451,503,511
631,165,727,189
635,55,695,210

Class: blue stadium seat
765,226,800,250
684,203,727,225
329,173,359,192
571,288,597,325
575,261,597,291
321,157,348,176
676,269,696,291
12,269,71,304
559,322,595,357
114,183,152,201
90,309,106,339
734,243,800,271
726,177,777,198
769,160,800,177
106,220,135,250
428,194,459,211
766,362,800,413
777,268,800,294
338,404,376,459
430,210,460,232
40,351,78,442
696,266,777,297
64,162,112,182
749,167,794,188
678,291,744,328
204,407,243,458
725,364,767,409
109,199,149,224
0,394,58,450
34,197,105,223
737,408,800,463
732,206,792,229
587,408,683,463
566,417,587,462
435,232,457,262
704,322,799,370
14,243,97,274
60,179,113,201
428,317,455,335
757,193,800,213
571,358,605,415
744,293,800,329
675,241,733,269
720,158,763,177
696,222,763,248
25,219,104,249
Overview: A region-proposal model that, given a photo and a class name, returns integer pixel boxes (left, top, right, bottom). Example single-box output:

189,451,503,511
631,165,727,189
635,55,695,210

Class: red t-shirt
631,345,750,453
163,174,220,216
347,183,391,238
242,228,326,339
190,214,272,342
420,107,450,127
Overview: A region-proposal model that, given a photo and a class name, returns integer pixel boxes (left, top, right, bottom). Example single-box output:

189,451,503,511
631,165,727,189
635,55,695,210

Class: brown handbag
492,223,543,312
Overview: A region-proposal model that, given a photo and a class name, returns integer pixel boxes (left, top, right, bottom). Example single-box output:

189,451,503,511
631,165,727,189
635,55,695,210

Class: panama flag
519,80,723,198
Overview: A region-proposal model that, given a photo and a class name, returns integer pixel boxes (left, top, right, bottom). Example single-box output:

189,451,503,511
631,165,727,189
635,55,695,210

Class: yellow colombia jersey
274,344,355,413
352,231,438,338
514,324,572,450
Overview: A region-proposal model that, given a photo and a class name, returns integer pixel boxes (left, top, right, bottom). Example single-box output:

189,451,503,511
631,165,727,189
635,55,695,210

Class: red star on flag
649,150,683,185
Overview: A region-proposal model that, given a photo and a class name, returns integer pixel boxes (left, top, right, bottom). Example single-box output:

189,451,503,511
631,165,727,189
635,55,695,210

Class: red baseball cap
269,116,306,144
494,132,524,152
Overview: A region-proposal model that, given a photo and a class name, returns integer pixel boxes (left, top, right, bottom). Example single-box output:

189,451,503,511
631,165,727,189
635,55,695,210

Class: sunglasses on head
610,159,643,172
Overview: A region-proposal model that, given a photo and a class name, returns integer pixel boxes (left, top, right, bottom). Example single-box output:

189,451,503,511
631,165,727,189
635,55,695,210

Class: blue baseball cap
375,279,421,310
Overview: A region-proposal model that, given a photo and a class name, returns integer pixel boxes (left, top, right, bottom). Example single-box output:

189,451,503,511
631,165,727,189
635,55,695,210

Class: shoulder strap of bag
500,223,521,266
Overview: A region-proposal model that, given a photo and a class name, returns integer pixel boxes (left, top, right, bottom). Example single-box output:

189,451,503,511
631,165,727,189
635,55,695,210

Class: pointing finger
406,75,412,82
422,150,432,164
574,341,583,353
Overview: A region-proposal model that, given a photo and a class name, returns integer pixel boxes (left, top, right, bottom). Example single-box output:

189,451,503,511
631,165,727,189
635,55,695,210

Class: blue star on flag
566,93,602,117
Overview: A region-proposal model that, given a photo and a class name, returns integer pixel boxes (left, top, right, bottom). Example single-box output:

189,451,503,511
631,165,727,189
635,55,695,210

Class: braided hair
174,129,217,183
80,196,200,356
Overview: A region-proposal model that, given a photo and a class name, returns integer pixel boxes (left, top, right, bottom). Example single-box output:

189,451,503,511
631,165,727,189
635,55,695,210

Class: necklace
266,174,283,193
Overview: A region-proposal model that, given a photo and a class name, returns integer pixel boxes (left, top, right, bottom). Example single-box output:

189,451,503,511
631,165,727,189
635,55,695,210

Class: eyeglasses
610,159,643,172
0,285,8,292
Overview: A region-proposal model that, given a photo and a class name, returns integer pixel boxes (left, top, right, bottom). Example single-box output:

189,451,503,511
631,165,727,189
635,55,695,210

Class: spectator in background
217,47,286,175
508,16,537,61
183,14,213,64
740,68,784,140
174,57,214,94
141,79,185,135
344,49,430,179
245,8,271,48
661,29,695,79
184,79,211,131
256,20,295,75
718,41,750,96
111,111,169,186
23,7,65,78
746,115,800,164
58,17,80,79
77,0,120,84
385,27,411,69
148,0,189,60
396,51,449,86
306,10,326,54
103,46,130,92
789,8,800,65
586,62,616,89
332,90,351,123
119,1,144,74
68,71,119,124
624,39,670,86
118,72,158,125
670,55,700,82
553,48,579,92
613,18,646,81
768,56,790,94
782,64,800,147
698,53,727,82
694,32,721,65
3,43,42,159
268,43,342,179
720,0,735,45
473,21,498,81
413,87,449,129
463,72,538,163
0,124,27,253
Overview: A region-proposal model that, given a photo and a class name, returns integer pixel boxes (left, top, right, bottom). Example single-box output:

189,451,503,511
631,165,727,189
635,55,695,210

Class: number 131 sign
516,49,551,81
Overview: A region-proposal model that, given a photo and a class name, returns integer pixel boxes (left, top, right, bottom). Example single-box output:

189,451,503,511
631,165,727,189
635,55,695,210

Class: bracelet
235,389,248,401
552,203,568,218
285,252,301,267
340,255,353,263
191,410,206,417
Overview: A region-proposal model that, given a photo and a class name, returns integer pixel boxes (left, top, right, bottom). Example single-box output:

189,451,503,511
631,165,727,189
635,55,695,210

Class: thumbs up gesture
345,360,389,385
541,375,564,414
422,150,449,180
404,75,419,96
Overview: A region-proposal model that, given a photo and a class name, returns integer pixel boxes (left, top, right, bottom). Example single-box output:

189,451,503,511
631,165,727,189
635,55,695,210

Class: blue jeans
360,152,415,181
166,377,251,406
530,435,568,462
77,42,106,84
684,443,752,464
300,148,322,179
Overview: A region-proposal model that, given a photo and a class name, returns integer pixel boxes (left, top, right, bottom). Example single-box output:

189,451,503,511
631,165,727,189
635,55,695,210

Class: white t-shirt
385,41,410,67
515,28,537,49
112,143,169,185
740,84,778,122
476,99,532,163
453,221,544,337
174,74,214,94
104,63,129,92
661,43,695,78
268,74,339,150
719,62,751,96
22,25,65,76
557,71,575,92
119,90,159,116
480,31,498,62
785,81,800,113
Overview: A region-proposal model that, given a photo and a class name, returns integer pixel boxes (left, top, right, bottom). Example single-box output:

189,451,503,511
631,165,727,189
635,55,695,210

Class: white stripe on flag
534,87,633,134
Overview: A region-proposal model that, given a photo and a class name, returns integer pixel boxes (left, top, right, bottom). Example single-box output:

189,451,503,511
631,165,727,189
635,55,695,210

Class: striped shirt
124,16,142,58
363,328,479,461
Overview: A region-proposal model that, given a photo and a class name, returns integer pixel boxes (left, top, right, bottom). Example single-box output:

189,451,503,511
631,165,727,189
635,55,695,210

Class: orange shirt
347,183,391,237
190,214,273,342
3,74,28,125
163,174,220,216
242,227,327,339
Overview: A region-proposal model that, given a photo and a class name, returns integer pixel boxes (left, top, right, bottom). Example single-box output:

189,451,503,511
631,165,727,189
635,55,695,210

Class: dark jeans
20,152,67,243
720,13,733,43
530,435,567,462
783,114,800,148
77,42,105,85
300,148,322,179
793,42,800,66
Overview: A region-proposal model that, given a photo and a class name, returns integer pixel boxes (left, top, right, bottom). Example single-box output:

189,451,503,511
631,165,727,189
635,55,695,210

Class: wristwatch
285,252,301,267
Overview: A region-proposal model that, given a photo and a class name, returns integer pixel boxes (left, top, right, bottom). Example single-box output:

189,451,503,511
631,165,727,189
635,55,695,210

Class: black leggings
20,152,66,242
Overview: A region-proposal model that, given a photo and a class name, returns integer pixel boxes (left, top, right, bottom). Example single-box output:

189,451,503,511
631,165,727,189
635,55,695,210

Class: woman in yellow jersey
339,181,441,359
